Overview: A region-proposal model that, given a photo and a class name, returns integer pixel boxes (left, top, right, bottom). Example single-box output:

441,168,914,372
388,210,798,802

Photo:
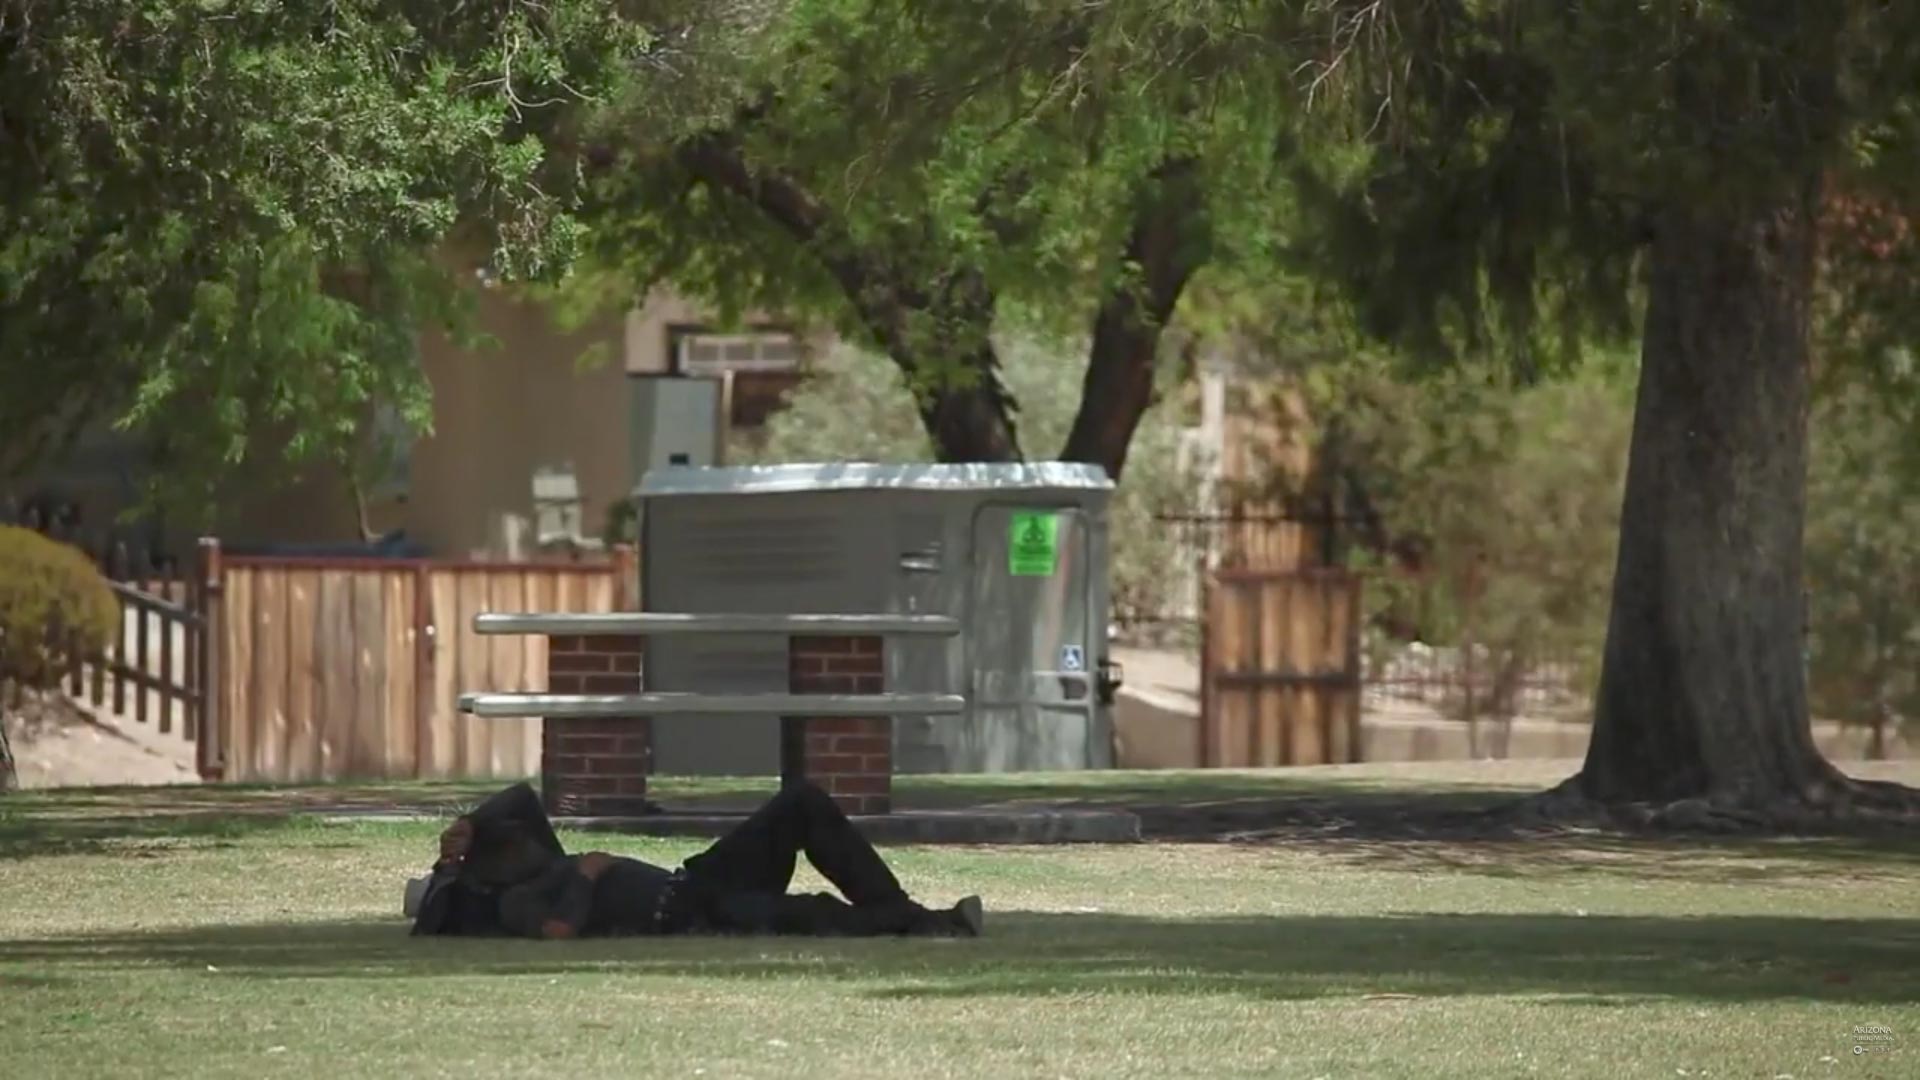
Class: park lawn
0,767,1916,1079
0,758,1570,823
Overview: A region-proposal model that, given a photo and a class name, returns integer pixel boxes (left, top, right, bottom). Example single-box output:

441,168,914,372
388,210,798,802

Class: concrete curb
319,807,1142,845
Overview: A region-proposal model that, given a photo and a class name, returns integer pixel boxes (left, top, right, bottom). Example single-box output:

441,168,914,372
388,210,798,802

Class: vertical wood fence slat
158,596,176,735
224,567,255,781
384,571,417,779
134,599,150,727
252,570,286,777
317,570,353,781
426,569,460,779
412,564,435,780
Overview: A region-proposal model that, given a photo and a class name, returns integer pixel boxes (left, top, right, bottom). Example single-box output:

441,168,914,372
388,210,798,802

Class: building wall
396,289,629,557
213,290,730,557
10,288,818,562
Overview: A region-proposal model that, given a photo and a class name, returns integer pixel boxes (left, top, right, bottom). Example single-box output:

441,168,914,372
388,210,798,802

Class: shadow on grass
0,781,496,860
0,808,297,860
1300,831,1920,884
4,910,1916,1005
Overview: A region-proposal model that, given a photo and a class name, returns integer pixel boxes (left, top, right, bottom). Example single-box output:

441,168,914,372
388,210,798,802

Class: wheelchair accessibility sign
1060,645,1086,672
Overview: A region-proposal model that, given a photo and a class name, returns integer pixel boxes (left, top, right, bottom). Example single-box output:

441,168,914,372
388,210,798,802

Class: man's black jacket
409,782,566,936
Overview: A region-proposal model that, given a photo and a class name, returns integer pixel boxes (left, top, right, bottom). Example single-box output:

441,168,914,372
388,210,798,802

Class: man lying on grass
406,781,984,940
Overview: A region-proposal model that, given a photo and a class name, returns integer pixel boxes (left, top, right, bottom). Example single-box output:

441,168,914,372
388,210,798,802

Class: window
669,326,809,431
674,330,802,375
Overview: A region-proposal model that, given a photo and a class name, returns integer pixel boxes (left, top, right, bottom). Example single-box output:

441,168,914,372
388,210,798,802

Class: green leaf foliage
1301,354,1634,701
0,0,650,512
1805,381,1920,731
1283,1,1920,383
566,0,1301,459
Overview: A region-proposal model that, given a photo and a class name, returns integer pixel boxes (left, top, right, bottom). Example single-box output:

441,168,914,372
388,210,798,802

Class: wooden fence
3,505,634,782
3,504,215,774
216,550,630,783
1201,568,1362,766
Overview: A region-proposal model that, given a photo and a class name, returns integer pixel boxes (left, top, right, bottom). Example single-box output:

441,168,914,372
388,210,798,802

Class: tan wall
625,292,707,374
211,443,362,547
399,289,628,557
216,289,698,557
20,287,826,559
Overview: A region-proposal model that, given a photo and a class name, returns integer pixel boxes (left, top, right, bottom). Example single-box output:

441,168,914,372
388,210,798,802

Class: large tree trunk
916,341,1023,464
1576,186,1842,809
881,267,1022,464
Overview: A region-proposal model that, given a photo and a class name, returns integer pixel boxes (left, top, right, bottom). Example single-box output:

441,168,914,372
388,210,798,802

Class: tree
571,0,1298,480
0,1,649,514
1287,2,1920,819
0,527,119,791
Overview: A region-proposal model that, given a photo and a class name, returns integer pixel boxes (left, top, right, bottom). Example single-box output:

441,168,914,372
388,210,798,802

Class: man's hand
438,818,473,863
576,852,615,881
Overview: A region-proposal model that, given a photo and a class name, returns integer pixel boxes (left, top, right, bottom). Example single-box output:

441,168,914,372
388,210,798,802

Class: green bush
0,526,119,691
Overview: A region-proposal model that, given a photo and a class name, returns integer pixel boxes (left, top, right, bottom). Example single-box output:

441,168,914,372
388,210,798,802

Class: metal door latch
1096,657,1124,706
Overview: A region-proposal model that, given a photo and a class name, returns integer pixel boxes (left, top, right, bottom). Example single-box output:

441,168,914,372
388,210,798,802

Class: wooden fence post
197,537,225,781
612,544,639,611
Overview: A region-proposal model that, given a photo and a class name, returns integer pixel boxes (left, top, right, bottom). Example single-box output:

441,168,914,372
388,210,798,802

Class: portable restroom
636,462,1116,774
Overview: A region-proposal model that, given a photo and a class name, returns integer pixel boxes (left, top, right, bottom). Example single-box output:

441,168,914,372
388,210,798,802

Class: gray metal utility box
637,462,1115,775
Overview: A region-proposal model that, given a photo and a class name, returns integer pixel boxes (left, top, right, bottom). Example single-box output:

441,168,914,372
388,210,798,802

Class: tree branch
675,126,1022,461
1060,155,1209,480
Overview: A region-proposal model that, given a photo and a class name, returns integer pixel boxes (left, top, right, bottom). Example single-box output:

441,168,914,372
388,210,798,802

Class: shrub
0,525,120,685
0,526,120,789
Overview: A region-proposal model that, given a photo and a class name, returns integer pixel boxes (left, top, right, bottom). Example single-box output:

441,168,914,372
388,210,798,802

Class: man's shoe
951,895,984,937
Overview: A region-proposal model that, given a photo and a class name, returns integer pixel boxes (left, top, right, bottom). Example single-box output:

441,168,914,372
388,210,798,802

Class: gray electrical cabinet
628,376,723,478
636,462,1115,775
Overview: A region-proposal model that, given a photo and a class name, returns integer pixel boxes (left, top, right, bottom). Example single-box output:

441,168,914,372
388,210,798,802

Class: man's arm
436,817,473,869
497,853,615,940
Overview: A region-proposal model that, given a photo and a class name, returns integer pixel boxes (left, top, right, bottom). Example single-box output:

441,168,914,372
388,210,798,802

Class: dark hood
410,782,568,936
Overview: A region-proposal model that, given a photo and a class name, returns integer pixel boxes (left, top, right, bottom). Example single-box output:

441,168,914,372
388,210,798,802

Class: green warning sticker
1008,511,1059,576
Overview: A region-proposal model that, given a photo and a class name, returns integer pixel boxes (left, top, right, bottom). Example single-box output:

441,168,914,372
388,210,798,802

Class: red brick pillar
786,634,891,815
541,634,651,817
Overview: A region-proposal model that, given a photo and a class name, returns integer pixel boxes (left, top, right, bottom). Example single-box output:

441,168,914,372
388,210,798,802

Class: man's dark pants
676,783,932,936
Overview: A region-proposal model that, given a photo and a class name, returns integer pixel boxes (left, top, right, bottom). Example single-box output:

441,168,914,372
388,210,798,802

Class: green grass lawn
2,765,1918,1078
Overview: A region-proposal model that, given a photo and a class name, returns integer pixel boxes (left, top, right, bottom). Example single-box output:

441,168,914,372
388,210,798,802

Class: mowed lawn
2,765,1918,1079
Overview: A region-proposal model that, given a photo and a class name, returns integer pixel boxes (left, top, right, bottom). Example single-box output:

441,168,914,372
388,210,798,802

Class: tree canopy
0,0,649,510
568,0,1304,478
1279,0,1920,816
